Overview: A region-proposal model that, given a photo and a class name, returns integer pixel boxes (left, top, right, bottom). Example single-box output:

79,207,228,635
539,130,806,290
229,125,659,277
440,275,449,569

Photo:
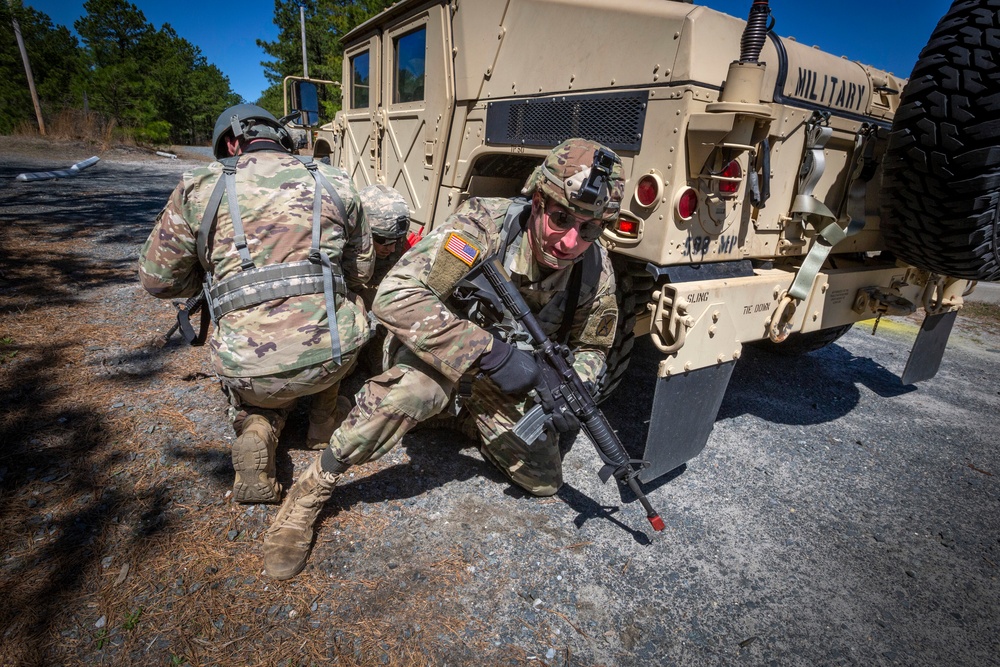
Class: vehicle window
351,51,370,109
394,27,426,104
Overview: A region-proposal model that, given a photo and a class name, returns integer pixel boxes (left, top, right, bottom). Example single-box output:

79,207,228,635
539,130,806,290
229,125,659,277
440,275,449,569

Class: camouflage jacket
373,197,618,385
138,149,374,378
358,246,406,310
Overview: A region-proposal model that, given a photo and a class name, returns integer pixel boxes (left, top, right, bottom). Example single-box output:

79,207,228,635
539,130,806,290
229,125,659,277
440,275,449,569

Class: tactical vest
195,152,349,364
496,198,603,345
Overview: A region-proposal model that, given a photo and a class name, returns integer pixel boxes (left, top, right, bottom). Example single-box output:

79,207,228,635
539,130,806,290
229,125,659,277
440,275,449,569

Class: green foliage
0,1,86,133
257,0,395,121
1,0,240,144
255,83,287,118
134,120,171,145
122,607,143,631
0,336,17,364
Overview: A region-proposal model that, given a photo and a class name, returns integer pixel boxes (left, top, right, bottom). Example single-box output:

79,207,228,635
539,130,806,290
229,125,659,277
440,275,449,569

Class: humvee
285,0,1000,482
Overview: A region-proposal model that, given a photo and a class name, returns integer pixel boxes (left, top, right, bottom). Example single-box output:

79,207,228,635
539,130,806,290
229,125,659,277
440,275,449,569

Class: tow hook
650,287,693,354
853,286,916,334
852,286,917,318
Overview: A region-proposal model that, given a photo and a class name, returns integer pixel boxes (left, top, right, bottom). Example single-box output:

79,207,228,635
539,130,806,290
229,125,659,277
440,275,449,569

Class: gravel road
1,138,998,666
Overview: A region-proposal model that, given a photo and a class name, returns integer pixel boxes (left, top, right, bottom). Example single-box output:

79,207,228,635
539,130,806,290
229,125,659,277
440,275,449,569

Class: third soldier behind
356,184,412,374
263,138,624,579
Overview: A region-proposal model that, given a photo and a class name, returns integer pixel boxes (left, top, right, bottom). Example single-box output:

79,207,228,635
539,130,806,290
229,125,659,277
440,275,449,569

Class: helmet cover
359,184,411,239
521,138,624,221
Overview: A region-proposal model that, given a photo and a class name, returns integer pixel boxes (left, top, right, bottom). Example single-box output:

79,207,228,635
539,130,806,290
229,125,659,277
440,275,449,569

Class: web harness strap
195,154,349,364
497,198,601,345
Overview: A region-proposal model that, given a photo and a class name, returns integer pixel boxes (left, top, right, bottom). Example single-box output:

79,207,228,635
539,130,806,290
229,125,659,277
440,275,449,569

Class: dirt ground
1,136,998,667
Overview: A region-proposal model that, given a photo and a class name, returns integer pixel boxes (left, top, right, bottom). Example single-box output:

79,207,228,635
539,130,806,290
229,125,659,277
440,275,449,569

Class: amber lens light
635,174,660,207
720,160,742,194
677,188,698,220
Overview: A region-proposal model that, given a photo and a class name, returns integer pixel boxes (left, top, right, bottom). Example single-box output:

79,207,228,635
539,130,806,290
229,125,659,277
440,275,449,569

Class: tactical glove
479,338,541,395
536,383,580,434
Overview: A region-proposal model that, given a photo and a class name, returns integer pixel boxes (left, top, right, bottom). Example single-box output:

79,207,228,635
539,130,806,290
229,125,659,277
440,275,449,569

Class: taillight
614,217,640,238
635,173,662,208
676,187,698,221
719,160,742,195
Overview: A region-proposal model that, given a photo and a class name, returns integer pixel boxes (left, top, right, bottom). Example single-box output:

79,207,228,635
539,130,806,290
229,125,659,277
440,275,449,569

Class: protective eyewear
545,206,608,242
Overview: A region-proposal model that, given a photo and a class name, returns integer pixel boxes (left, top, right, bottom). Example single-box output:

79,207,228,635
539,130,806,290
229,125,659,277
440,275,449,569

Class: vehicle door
379,5,454,226
340,33,380,188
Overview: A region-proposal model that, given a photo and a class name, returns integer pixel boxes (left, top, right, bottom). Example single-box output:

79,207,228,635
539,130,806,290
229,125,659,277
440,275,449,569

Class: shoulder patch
595,313,616,338
426,232,484,298
580,297,619,348
444,232,480,266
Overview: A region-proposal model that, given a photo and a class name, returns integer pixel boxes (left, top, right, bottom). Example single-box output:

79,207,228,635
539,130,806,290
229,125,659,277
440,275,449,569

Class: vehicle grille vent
485,91,648,152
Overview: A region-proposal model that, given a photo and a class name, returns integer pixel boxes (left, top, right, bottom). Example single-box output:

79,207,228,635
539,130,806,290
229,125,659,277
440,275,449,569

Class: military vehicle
285,0,999,482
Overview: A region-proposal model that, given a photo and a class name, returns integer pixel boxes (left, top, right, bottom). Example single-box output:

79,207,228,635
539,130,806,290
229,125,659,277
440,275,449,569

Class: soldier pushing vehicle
262,138,630,580
138,104,373,504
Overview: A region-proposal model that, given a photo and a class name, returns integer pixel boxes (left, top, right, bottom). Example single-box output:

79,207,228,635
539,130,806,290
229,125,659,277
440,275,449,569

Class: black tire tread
880,0,1000,281
595,257,649,403
749,323,855,356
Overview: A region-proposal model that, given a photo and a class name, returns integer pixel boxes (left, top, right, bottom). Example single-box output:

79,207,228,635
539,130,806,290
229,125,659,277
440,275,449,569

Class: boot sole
232,433,281,504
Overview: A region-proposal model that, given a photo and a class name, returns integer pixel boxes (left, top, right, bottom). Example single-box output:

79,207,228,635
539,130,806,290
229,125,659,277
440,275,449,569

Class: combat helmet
522,138,624,221
211,104,293,158
359,184,411,240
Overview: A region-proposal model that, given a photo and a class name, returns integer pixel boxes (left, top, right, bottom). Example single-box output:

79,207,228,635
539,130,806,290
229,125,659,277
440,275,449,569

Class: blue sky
26,0,951,103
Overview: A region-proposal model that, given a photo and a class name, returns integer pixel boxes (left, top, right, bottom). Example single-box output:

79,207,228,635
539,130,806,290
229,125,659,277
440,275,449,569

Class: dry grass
0,178,520,666
960,299,1000,323
13,109,133,150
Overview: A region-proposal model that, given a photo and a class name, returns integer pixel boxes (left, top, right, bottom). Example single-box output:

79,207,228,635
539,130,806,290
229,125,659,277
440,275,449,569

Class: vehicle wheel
595,257,653,403
749,323,854,356
879,0,1000,281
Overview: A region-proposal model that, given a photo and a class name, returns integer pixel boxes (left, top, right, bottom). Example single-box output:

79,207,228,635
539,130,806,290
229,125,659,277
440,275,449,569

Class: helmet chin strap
528,207,575,271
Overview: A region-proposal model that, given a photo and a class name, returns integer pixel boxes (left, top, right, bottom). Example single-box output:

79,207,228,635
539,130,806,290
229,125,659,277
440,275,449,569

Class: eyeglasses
545,205,608,242
372,235,397,246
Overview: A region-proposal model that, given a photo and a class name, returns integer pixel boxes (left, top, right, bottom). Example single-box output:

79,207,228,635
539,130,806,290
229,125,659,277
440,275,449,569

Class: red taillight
676,187,698,220
635,174,661,207
615,218,639,237
719,160,742,195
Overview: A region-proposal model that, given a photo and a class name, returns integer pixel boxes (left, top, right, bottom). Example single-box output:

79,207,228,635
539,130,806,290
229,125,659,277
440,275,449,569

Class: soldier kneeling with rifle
263,138,662,580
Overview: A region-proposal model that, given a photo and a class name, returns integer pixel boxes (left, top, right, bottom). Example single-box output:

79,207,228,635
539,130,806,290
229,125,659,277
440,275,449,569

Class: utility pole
7,0,46,135
299,5,309,79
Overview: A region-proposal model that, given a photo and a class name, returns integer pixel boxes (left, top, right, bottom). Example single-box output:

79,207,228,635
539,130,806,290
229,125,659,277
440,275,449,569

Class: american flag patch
444,233,479,266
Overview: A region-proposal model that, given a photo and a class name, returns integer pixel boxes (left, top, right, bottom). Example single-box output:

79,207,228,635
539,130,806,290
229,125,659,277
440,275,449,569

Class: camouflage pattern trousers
327,346,563,496
219,349,359,435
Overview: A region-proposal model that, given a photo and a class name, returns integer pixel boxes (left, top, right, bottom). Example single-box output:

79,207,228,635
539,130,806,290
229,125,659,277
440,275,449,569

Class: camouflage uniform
138,146,373,480
262,138,623,580
328,193,618,495
356,184,413,373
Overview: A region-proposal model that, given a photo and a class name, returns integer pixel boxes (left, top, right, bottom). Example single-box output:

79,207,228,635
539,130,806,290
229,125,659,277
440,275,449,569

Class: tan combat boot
232,414,282,504
263,457,340,580
306,393,352,449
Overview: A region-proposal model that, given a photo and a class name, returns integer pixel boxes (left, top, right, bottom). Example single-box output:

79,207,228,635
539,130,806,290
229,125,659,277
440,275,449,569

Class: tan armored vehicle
286,0,1000,481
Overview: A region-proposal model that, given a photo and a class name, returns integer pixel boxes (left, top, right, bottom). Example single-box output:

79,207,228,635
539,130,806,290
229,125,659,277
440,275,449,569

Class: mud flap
639,361,735,483
900,310,958,386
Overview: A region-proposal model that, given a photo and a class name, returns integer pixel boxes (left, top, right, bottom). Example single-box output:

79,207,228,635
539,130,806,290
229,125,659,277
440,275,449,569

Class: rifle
455,255,665,532
163,294,209,345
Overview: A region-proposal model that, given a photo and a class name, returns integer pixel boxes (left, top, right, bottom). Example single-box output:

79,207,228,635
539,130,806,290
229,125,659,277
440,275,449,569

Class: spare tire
748,323,854,356
879,0,1000,281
